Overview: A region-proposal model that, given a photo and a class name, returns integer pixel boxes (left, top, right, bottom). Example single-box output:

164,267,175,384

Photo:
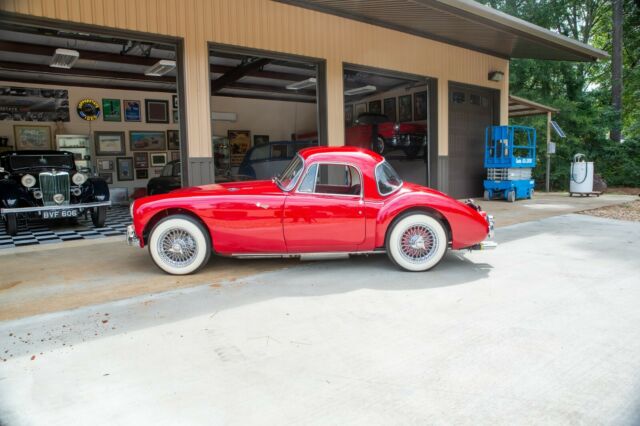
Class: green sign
102,98,121,122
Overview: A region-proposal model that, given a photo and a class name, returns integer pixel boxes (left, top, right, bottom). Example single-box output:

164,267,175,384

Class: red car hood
169,179,282,197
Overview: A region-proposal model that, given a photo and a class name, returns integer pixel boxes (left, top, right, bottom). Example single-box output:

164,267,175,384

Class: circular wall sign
77,98,101,121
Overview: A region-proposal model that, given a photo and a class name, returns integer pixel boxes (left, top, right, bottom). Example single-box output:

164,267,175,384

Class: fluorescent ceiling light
145,59,176,76
286,77,316,90
50,48,79,69
344,85,377,96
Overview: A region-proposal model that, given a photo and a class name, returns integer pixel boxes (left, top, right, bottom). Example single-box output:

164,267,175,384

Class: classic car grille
39,171,70,206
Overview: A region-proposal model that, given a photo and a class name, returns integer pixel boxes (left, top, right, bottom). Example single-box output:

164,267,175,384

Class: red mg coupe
127,147,495,275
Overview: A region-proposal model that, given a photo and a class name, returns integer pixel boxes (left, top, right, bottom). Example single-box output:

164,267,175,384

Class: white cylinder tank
570,153,594,193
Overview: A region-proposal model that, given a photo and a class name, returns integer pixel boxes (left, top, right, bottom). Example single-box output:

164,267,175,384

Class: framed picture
172,94,178,109
173,110,179,124
354,103,367,119
133,152,149,168
98,172,113,184
253,135,269,146
170,151,180,161
102,99,121,122
167,130,180,150
228,130,251,167
123,100,141,122
384,97,397,122
94,131,125,155
97,159,114,172
150,152,168,167
13,125,51,150
116,157,134,181
368,100,382,115
135,169,148,180
1,86,69,122
129,131,166,151
145,99,169,123
344,104,354,127
398,94,413,122
413,90,428,121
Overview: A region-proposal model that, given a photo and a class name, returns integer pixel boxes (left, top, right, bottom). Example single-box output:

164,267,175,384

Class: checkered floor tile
0,205,131,250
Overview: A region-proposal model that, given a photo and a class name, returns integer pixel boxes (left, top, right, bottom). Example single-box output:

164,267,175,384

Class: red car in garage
127,147,494,275
346,113,428,158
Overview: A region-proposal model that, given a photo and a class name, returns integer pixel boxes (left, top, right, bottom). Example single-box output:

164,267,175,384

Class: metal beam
0,74,175,93
211,58,271,93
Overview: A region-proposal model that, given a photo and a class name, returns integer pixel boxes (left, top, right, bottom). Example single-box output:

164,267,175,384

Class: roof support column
545,111,551,192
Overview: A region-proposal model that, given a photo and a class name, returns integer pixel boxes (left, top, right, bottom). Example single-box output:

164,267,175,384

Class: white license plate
42,209,78,219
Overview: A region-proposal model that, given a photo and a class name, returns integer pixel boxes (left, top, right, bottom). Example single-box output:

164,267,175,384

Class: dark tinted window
452,92,465,104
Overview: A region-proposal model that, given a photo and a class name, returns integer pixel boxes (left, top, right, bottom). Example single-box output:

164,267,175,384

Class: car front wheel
91,206,107,227
148,214,211,275
386,213,447,272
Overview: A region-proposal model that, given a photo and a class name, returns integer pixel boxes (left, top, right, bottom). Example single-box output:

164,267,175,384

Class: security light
344,85,377,96
49,48,79,69
285,78,317,90
488,71,504,82
145,60,176,76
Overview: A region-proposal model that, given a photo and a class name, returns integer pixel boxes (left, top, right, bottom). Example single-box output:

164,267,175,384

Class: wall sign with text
77,98,101,121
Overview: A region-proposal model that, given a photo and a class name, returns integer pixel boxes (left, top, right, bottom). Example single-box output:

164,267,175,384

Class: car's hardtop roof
1,150,74,157
297,146,384,166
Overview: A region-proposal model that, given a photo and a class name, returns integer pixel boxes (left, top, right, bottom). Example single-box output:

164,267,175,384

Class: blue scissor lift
483,125,536,202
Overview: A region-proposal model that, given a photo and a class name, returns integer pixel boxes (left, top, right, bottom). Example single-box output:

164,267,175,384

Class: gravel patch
580,200,640,222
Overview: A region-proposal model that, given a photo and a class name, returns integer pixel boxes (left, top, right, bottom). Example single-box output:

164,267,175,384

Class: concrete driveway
1,213,639,425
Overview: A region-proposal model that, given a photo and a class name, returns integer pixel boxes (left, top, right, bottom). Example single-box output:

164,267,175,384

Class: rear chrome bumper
487,214,495,239
126,224,139,246
1,201,111,214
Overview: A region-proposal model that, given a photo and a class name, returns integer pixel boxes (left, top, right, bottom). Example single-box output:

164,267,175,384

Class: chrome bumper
487,214,495,239
126,224,140,246
1,201,111,214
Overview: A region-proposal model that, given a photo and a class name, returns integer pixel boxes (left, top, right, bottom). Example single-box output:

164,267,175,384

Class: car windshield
275,154,304,191
375,161,403,195
9,154,74,170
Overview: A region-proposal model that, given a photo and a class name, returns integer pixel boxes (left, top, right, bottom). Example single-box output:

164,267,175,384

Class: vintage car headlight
72,173,87,185
394,124,400,131
21,174,36,188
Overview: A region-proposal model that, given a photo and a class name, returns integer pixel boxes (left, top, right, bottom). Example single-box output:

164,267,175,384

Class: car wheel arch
142,207,213,250
382,206,452,249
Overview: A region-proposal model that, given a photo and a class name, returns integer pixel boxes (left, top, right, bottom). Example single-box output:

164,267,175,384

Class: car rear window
375,161,403,195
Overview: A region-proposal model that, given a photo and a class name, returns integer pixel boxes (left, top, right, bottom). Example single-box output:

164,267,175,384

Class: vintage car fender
0,178,23,208
87,177,110,202
374,185,489,250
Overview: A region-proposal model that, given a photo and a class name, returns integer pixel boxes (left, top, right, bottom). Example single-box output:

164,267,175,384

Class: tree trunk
611,0,623,142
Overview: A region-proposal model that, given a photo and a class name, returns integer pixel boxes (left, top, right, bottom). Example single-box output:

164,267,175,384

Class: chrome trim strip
230,250,385,259
1,201,111,214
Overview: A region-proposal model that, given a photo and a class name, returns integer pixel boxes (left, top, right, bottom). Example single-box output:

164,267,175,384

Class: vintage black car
0,150,111,236
146,160,181,195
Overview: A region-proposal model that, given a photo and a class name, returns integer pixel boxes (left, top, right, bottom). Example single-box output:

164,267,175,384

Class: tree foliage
477,0,640,188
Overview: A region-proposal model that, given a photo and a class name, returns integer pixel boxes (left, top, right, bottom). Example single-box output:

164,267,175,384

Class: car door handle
256,202,269,209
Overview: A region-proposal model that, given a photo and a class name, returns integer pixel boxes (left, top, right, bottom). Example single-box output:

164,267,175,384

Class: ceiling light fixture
286,78,316,90
145,59,176,76
344,85,377,96
49,48,80,69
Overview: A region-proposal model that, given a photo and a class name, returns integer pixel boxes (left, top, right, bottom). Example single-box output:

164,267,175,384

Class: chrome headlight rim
21,174,36,188
72,172,87,186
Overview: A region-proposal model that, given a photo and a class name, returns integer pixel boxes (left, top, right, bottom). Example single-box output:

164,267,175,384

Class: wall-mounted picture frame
167,129,180,150
97,159,114,172
145,99,169,123
13,125,51,150
116,157,134,181
253,135,269,146
98,172,113,184
102,99,121,122
413,90,428,121
368,100,382,115
129,131,167,151
384,97,397,122
172,94,178,110
170,151,180,161
398,94,413,122
228,130,251,167
94,131,125,156
123,100,141,122
150,152,168,167
173,110,179,124
133,152,149,168
354,103,367,119
135,169,148,180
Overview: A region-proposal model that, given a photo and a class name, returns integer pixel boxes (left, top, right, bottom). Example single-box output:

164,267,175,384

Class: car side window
297,164,318,193
312,164,361,196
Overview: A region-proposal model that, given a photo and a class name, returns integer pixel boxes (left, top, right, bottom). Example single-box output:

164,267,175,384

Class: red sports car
346,113,427,158
127,147,495,275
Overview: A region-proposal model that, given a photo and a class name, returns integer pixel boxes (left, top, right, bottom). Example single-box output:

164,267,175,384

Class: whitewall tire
148,215,211,275
387,213,447,272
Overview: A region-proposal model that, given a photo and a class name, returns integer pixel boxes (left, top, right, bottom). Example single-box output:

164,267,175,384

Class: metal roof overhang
275,0,609,61
509,95,558,117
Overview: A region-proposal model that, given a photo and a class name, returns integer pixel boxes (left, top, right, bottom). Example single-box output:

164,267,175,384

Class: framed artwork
133,152,149,168
116,157,134,181
253,135,269,146
102,99,121,122
354,103,367,119
98,172,113,184
368,100,382,115
413,90,428,121
97,159,114,172
129,131,166,151
398,94,413,122
145,99,169,123
1,86,69,122
172,95,178,109
170,151,180,161
173,110,179,124
150,152,168,166
14,125,51,150
123,100,141,122
167,130,180,150
228,130,251,167
344,104,354,127
94,131,125,155
135,169,148,180
384,97,397,122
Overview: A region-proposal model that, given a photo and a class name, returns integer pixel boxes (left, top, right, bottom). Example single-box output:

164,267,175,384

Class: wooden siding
0,0,509,157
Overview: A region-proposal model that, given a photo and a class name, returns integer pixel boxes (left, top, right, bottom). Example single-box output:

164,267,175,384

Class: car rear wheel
91,206,107,228
386,213,447,272
4,213,17,236
148,214,211,275
372,136,385,155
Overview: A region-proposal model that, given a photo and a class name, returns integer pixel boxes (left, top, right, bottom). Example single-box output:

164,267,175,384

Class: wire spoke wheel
157,227,199,268
387,213,447,272
398,224,438,264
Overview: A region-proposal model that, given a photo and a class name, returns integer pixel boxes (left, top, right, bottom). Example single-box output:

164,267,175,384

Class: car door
283,162,366,252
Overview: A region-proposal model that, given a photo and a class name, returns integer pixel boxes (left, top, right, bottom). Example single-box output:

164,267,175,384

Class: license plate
42,209,78,219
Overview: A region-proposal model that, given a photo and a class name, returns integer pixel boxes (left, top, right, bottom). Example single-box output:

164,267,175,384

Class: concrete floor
1,213,639,425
